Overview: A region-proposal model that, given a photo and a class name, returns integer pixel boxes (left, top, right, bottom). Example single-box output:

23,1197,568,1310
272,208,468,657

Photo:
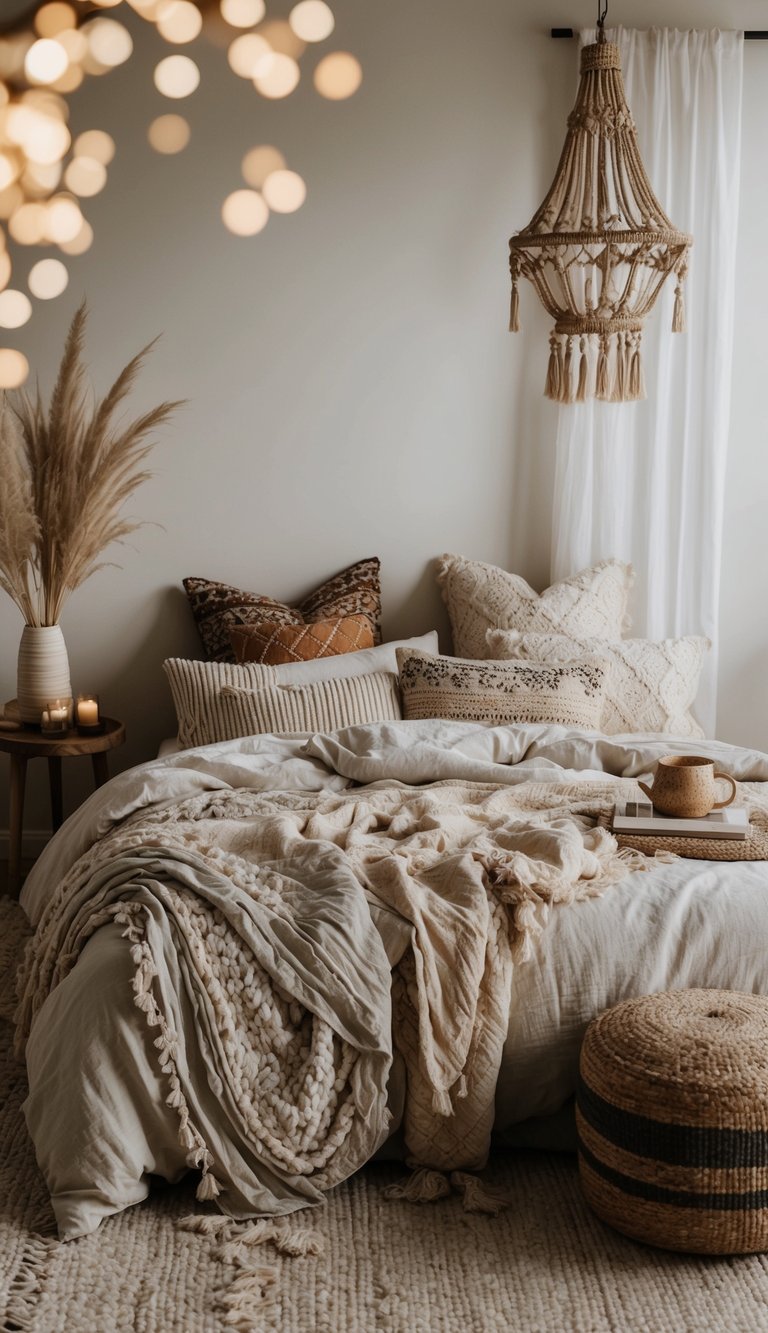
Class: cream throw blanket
17,777,646,1211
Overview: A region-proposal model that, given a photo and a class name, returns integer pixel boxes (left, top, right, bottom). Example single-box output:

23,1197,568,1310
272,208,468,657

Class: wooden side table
0,717,125,898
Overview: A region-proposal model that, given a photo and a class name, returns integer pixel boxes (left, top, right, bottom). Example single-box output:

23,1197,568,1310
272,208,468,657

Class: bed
15,718,768,1241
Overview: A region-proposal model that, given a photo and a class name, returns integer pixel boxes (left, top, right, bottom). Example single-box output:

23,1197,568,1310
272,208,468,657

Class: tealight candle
76,695,101,732
41,697,73,734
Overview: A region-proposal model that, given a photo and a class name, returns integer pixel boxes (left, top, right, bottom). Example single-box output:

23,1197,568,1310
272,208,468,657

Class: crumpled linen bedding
17,720,768,1239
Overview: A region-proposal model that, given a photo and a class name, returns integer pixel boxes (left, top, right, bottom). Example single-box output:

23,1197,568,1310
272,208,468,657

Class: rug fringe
220,1267,278,1327
3,1234,58,1331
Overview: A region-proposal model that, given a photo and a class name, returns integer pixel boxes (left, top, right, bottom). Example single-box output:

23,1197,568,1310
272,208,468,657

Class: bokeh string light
0,0,362,385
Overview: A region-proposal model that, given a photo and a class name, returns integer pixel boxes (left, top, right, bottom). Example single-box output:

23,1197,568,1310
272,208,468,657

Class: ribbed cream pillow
436,555,633,660
486,629,709,738
396,647,608,729
164,658,401,748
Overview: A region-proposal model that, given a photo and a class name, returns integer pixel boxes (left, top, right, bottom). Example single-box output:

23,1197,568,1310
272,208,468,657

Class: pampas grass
0,302,180,626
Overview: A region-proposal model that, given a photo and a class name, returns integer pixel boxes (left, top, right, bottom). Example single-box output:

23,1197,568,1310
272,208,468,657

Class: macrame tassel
672,280,686,333
508,279,520,332
544,333,562,401
196,1170,221,1201
383,1167,452,1204
595,335,610,400
629,333,644,400
612,332,626,402
561,336,574,403
575,335,589,402
450,1171,514,1216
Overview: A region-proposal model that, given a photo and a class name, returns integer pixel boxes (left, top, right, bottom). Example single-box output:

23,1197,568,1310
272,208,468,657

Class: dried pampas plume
0,301,181,626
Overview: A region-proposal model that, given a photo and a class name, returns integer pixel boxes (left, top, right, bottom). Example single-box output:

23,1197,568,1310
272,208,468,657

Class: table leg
48,756,63,832
91,752,109,788
8,753,27,899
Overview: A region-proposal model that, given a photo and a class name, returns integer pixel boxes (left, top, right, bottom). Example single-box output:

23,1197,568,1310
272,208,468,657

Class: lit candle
76,695,100,730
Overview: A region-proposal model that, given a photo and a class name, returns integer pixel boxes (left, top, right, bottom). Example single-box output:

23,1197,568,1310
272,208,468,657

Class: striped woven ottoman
576,989,768,1254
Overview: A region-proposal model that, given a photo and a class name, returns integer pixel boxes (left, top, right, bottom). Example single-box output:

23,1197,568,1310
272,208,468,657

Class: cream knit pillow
164,657,401,748
487,629,709,738
436,556,633,660
396,647,609,729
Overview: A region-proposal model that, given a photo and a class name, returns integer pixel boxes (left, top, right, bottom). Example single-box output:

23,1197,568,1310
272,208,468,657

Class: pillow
435,555,633,660
230,615,374,665
486,629,709,738
164,657,402,748
184,557,382,662
395,647,608,730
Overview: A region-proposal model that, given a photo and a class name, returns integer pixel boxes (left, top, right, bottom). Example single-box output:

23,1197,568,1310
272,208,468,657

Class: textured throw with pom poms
16,779,651,1216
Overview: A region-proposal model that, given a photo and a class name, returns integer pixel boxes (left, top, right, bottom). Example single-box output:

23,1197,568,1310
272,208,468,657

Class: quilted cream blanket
16,762,644,1217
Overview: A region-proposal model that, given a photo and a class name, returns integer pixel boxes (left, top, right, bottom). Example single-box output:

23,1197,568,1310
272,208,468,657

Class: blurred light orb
0,290,32,328
0,186,23,222
254,53,300,98
262,168,306,213
56,28,88,62
241,143,285,188
222,189,268,236
9,202,48,244
227,34,273,79
154,54,200,97
148,113,191,154
220,0,265,28
64,156,107,196
0,153,19,191
314,51,362,99
257,19,305,58
0,350,29,388
90,0,123,7
73,129,115,165
45,195,83,242
0,251,11,288
156,1,203,45
25,39,69,85
85,19,133,68
289,1,334,43
59,218,93,254
28,257,69,299
35,4,77,38
51,62,84,93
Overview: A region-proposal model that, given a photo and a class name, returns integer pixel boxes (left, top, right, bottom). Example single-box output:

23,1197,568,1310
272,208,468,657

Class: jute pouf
576,989,768,1255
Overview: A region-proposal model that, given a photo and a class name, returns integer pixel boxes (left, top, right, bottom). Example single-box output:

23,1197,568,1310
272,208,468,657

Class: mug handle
712,772,737,809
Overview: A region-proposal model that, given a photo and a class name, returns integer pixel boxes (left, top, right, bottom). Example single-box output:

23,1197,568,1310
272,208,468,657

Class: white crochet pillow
486,629,709,738
436,556,633,660
396,647,609,730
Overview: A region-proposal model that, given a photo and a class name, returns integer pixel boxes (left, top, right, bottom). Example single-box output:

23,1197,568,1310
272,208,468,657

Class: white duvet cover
17,721,768,1238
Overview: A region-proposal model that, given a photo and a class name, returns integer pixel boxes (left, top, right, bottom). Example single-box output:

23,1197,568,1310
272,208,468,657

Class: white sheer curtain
550,28,743,736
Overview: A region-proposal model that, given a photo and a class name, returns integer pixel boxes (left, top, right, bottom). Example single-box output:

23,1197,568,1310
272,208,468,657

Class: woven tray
616,824,768,861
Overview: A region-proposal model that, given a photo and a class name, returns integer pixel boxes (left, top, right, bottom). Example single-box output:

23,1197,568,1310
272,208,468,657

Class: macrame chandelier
508,5,692,404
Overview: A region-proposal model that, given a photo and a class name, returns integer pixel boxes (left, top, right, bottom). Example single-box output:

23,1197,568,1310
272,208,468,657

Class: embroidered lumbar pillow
229,614,374,666
486,629,709,738
164,656,401,748
435,555,633,661
395,647,608,730
183,557,382,663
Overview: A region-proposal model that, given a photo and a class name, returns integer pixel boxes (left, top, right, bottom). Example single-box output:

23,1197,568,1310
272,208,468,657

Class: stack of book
612,799,749,841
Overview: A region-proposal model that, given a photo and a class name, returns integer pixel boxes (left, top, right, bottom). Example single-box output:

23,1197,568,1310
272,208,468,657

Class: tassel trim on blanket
383,1167,514,1215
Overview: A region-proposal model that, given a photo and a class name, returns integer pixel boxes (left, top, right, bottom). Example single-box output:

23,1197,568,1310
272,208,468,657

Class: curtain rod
551,27,767,39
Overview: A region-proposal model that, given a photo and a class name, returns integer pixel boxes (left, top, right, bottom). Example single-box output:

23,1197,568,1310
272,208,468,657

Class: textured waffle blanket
16,760,644,1217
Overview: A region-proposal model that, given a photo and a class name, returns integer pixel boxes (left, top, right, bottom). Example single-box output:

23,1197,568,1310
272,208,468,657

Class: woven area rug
3,899,768,1332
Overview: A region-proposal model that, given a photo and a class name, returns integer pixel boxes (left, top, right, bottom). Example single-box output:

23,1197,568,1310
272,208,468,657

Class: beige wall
1,0,766,847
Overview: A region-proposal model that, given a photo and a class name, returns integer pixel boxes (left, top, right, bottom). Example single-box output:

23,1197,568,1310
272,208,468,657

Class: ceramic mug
638,755,737,819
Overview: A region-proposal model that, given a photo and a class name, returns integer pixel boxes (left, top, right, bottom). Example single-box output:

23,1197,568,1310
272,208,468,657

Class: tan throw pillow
435,555,633,660
183,557,382,663
163,657,401,748
396,647,608,730
230,615,374,665
487,629,709,739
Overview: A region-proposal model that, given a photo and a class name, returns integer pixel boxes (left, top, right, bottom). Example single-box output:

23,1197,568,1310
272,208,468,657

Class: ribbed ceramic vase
17,624,72,725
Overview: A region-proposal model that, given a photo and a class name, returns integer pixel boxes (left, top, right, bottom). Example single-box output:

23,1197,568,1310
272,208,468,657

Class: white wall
1,0,766,844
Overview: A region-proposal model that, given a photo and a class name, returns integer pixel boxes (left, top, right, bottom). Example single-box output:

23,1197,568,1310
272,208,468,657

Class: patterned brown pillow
230,615,375,666
183,557,382,663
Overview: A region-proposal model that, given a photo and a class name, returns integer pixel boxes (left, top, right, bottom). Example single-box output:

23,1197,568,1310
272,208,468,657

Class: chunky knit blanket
16,777,647,1213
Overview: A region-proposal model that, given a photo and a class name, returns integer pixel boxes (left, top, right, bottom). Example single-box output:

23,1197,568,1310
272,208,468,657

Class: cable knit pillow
164,657,401,748
230,615,374,665
184,557,382,663
487,629,709,738
396,647,608,729
436,555,633,660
